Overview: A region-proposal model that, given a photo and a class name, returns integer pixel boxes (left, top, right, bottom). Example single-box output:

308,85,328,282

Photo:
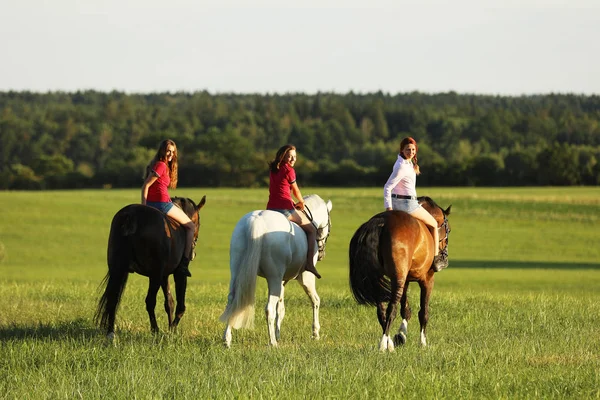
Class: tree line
1,90,599,190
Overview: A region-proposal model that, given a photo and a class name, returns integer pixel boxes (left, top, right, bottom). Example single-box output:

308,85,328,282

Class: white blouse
383,155,417,209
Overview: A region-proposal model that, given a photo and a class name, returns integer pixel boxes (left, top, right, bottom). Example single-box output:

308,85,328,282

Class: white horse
220,194,333,347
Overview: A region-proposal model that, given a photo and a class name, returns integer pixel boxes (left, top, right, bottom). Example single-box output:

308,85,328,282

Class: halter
303,204,331,260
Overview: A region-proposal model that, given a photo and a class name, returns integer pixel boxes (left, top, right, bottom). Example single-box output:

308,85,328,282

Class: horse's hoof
378,336,389,352
393,333,407,346
105,332,117,347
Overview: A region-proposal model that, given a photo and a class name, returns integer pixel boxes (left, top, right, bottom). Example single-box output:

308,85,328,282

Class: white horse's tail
219,212,265,329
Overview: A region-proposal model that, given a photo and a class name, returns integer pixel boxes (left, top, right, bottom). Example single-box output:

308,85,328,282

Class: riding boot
303,262,322,279
176,256,192,278
432,253,448,272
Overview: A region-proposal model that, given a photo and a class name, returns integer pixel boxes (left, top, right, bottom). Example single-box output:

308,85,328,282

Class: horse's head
303,194,333,261
172,195,207,260
418,196,452,262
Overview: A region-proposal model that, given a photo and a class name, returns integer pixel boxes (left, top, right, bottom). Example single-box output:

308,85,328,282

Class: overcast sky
1,0,598,96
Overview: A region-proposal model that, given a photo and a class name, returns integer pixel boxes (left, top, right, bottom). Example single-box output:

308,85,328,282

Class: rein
303,204,331,258
437,213,450,258
191,210,200,250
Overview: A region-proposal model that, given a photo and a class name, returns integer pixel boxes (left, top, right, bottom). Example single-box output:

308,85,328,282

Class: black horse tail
349,213,391,306
94,210,132,332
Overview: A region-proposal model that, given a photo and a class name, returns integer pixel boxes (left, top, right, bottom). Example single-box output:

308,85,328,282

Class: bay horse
95,196,206,340
220,194,333,348
349,196,451,351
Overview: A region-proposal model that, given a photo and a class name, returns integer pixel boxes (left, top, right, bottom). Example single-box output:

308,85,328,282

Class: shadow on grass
0,318,100,341
0,319,220,348
450,260,600,270
0,318,200,342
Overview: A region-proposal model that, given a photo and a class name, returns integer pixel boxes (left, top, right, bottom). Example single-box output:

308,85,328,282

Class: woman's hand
294,201,305,211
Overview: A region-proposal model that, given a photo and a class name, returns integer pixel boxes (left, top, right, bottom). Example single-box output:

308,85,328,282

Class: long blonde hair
144,139,179,188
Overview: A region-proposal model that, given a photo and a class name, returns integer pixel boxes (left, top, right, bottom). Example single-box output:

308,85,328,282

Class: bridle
437,212,450,259
192,210,200,249
303,203,331,260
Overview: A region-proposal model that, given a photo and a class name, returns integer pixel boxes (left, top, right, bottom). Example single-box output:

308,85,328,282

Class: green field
0,187,599,399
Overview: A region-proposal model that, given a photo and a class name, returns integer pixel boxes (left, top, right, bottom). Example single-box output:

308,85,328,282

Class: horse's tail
349,213,391,306
219,212,264,329
94,210,132,332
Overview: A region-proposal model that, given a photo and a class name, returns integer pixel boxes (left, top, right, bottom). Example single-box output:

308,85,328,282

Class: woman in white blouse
383,137,446,271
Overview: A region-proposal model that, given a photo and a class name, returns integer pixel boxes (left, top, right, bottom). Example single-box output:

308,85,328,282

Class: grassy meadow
0,187,599,399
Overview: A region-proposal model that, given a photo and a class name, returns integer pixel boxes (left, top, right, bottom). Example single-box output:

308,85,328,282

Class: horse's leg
299,273,321,340
161,277,174,331
376,301,387,331
394,283,411,346
418,278,434,347
275,283,285,342
145,278,162,333
265,279,282,347
223,324,232,348
380,278,404,352
172,272,188,329
223,324,233,348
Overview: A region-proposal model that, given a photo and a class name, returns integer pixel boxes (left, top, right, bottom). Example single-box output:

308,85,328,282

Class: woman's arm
290,182,305,210
141,174,158,205
383,159,402,210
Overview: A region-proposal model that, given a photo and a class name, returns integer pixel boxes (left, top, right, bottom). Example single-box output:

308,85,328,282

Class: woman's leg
290,210,321,279
167,205,195,276
409,207,440,257
410,207,448,271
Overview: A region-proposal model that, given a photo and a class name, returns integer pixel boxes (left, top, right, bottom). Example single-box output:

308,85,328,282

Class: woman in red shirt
267,144,321,279
141,139,195,277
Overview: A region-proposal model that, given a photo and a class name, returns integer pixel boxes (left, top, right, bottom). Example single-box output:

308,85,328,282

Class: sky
1,0,599,96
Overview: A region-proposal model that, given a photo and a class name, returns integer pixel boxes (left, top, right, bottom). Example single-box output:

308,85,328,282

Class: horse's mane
417,196,440,210
304,194,321,202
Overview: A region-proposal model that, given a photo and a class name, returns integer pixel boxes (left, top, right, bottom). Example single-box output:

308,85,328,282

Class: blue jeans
147,201,174,214
269,208,294,218
392,199,420,213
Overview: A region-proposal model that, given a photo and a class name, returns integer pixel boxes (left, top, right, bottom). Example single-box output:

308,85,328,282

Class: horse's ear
197,195,207,210
444,205,452,216
327,200,333,212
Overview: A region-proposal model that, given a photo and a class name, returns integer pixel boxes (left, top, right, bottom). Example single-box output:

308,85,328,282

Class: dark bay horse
95,196,206,340
349,196,451,351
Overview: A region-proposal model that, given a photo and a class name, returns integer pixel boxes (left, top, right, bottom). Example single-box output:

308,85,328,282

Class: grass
0,187,599,399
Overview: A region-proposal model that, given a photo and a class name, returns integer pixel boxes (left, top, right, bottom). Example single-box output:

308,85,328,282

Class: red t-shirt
147,161,171,202
267,163,296,210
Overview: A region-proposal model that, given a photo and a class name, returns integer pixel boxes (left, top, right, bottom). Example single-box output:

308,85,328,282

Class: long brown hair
144,139,179,188
400,137,420,175
269,144,296,173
